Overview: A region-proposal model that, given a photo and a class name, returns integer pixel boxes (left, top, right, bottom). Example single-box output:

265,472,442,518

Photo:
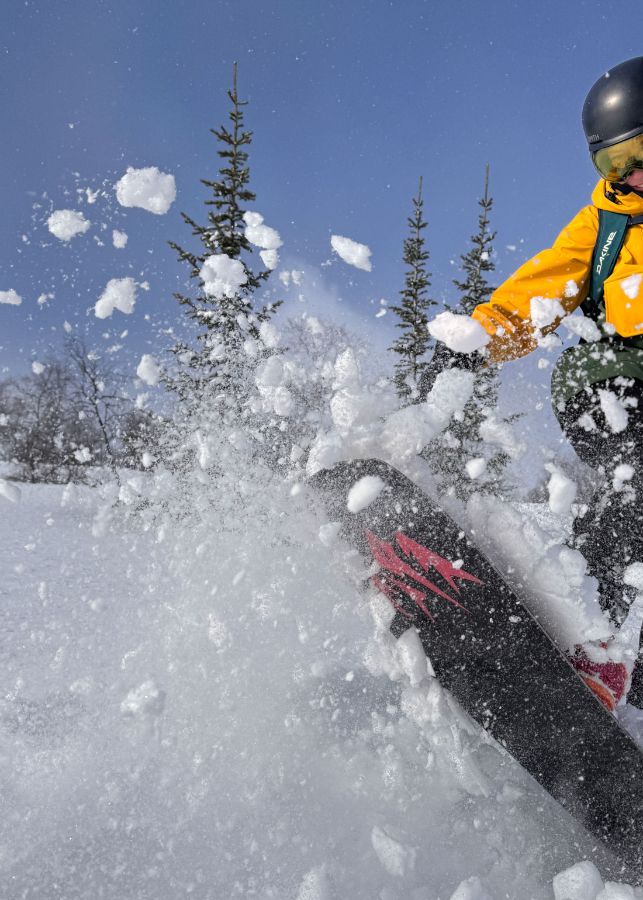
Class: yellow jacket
472,181,643,361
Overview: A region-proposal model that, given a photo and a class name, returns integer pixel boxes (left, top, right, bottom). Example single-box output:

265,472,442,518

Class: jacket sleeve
472,204,599,362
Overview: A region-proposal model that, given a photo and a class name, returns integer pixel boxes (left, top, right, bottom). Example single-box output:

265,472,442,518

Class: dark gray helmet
582,56,643,151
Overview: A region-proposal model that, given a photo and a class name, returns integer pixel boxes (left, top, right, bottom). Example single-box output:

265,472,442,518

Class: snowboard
310,458,643,880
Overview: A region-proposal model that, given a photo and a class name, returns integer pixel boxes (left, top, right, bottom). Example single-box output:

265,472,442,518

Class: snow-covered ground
1,460,642,898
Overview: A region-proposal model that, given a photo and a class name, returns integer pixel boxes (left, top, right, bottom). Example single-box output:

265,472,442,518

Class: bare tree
0,340,163,485
65,336,142,483
0,362,99,483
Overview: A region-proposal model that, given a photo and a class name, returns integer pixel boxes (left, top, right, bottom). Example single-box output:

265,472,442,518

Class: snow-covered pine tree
426,167,517,499
389,177,435,403
166,64,279,407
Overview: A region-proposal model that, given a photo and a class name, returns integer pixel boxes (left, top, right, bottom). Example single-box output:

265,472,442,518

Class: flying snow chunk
397,628,429,686
428,311,490,353
0,290,22,306
466,457,487,479
74,446,92,463
598,388,629,433
113,229,128,249
545,463,577,516
613,463,634,491
260,249,279,270
346,475,385,513
243,211,283,250
530,296,565,330
259,321,280,349
115,166,176,215
95,277,137,319
552,860,604,900
136,354,161,386
563,314,602,343
596,884,638,900
31,361,45,375
331,234,372,271
620,272,643,300
141,451,155,469
47,209,91,241
279,269,303,287
200,254,248,299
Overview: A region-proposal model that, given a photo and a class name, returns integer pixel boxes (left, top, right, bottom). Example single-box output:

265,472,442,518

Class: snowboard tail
310,458,643,879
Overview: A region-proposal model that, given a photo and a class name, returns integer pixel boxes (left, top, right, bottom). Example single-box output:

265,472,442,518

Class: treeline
0,336,162,484
391,170,518,499
1,64,515,497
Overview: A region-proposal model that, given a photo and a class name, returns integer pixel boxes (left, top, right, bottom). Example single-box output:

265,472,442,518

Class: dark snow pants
555,375,643,705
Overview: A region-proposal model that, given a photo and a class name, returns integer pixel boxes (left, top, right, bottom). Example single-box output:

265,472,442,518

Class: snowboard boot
569,643,631,712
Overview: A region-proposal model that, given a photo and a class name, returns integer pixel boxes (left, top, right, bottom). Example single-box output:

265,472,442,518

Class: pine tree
389,177,435,403
452,164,495,315
167,64,279,405
426,167,517,500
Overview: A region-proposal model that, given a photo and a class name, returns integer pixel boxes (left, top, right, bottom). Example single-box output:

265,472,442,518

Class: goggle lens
592,134,643,182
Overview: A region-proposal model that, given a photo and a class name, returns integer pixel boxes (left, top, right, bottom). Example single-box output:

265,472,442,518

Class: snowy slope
1,466,641,899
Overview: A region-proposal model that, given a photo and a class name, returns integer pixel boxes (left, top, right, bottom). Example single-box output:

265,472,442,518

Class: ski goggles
591,133,643,182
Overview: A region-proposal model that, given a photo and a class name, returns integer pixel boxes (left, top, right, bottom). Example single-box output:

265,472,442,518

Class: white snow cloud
95,277,137,319
47,209,91,241
0,289,22,306
330,234,372,272
115,166,176,215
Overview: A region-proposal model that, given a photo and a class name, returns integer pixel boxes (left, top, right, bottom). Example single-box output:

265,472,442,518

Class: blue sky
2,0,643,386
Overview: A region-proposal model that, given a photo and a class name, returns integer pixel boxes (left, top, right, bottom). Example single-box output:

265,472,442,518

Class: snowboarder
439,56,643,711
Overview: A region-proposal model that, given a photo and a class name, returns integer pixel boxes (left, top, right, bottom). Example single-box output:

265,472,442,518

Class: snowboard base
310,458,643,880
